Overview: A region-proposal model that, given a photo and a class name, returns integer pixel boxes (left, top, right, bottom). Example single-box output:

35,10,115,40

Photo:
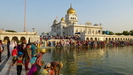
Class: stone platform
0,46,26,75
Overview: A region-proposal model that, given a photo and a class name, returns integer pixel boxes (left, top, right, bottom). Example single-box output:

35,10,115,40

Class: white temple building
50,5,133,41
51,5,102,37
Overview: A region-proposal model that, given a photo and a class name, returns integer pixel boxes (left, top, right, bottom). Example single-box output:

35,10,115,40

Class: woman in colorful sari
27,49,46,75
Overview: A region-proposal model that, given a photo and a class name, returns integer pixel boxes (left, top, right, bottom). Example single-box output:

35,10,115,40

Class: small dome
61,17,64,21
67,6,76,14
53,19,58,23
85,22,92,25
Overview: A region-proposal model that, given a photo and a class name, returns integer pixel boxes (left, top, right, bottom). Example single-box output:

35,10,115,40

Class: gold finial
67,4,76,14
70,3,72,8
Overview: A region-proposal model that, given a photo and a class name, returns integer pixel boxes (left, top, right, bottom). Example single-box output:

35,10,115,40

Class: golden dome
67,6,76,14
61,17,64,21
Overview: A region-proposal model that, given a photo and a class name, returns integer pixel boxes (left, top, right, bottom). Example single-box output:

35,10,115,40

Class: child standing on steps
15,52,24,75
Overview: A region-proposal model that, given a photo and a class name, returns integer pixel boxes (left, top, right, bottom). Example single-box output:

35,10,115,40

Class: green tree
122,31,129,35
102,31,105,34
5,30,16,32
108,31,114,35
115,33,122,35
129,30,133,35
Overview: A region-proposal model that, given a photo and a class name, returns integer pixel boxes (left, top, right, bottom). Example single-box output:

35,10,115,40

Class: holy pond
42,46,133,75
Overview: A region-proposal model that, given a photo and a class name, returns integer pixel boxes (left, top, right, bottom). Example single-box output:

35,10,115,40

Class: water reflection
43,46,133,75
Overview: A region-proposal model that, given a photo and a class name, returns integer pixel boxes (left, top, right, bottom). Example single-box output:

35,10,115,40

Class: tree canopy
103,30,133,36
5,30,16,32
129,30,133,35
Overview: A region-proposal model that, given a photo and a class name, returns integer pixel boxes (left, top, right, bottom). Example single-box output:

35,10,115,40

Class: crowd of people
0,38,133,75
41,35,80,41
44,39,133,48
0,40,63,75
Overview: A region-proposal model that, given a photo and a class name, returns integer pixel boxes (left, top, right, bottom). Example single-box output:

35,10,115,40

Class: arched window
98,30,101,34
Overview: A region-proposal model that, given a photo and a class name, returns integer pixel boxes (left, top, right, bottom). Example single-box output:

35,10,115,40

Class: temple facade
51,5,102,37
50,5,133,41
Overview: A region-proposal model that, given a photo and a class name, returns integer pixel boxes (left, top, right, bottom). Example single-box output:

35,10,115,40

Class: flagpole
24,0,26,32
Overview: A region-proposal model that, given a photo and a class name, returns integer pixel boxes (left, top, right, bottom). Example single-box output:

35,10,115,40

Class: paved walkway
0,47,8,67
5,56,30,75
0,46,27,75
9,63,26,75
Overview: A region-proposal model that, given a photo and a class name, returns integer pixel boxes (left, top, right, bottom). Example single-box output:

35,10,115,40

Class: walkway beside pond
0,46,27,75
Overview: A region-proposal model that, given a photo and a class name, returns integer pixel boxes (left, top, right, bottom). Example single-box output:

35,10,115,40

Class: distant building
0,29,40,43
51,5,102,37
41,32,50,36
49,5,133,41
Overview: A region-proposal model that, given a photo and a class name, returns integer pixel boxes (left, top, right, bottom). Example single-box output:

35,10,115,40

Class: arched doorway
106,38,108,41
109,38,111,41
90,38,93,41
3,36,10,44
20,37,26,42
12,36,18,41
86,37,89,40
118,38,120,41
112,38,114,41
3,36,10,41
95,38,97,41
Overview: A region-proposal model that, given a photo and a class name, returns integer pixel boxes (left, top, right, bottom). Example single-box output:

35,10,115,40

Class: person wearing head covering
37,63,51,75
15,52,24,75
35,49,46,68
27,49,46,75
10,41,16,55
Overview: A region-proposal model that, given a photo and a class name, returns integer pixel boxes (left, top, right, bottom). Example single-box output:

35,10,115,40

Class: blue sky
0,0,133,34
